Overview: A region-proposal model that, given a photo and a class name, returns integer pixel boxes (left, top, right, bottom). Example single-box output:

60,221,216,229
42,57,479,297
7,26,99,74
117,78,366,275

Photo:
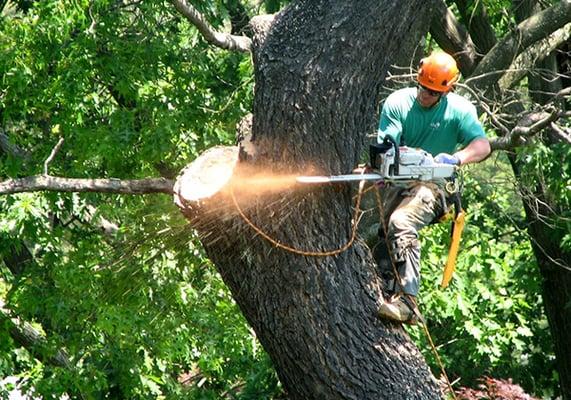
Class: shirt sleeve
377,98,402,144
457,103,487,146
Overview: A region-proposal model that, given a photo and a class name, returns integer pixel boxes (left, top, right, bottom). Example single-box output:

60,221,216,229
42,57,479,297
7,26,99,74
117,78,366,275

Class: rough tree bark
175,1,445,399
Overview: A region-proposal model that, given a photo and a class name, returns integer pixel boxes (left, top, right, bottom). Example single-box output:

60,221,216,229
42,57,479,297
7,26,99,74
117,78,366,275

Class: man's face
416,85,445,108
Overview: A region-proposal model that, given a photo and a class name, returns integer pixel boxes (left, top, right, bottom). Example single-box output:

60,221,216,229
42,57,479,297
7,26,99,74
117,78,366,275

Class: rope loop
230,178,367,257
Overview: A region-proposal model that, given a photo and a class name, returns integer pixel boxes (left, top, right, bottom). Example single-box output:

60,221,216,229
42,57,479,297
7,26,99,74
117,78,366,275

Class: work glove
434,153,461,166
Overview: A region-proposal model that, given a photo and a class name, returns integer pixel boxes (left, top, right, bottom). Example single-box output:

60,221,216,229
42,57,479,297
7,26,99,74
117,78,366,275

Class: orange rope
231,173,457,398
230,178,367,257
422,322,458,399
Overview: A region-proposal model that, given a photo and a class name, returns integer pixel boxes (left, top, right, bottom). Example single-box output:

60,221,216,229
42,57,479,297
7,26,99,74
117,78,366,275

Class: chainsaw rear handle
370,135,399,173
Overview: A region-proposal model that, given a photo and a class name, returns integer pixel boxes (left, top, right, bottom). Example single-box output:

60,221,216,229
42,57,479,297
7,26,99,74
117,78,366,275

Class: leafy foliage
0,0,567,398
515,141,571,252
0,0,281,398
409,154,558,398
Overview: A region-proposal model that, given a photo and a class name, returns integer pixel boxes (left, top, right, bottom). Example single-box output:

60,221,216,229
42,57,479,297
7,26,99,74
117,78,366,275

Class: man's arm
377,92,405,144
454,138,491,165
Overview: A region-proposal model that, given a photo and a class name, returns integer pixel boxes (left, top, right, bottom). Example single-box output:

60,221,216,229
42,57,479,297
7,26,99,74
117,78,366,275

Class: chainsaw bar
296,174,383,184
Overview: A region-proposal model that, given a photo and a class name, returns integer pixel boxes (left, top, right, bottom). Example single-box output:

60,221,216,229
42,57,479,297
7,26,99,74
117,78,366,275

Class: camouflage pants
379,182,448,297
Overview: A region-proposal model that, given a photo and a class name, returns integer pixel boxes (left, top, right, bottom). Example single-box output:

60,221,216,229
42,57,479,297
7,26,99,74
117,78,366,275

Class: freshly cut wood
173,145,303,216
173,146,239,209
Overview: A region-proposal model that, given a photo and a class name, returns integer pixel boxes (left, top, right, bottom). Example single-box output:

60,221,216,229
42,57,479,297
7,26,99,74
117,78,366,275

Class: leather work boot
378,294,422,325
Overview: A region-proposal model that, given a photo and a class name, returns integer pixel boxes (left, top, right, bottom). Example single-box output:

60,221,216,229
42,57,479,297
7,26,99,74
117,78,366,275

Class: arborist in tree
376,51,491,324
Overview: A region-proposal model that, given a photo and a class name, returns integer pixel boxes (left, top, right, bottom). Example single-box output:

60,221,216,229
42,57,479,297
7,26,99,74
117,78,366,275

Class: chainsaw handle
383,135,399,175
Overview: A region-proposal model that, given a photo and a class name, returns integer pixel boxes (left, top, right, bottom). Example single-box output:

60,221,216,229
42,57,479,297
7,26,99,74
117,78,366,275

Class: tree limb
490,108,561,150
550,122,571,144
2,241,34,276
170,0,252,52
499,23,571,90
0,175,174,195
454,0,497,55
467,0,571,92
429,0,478,75
0,300,71,368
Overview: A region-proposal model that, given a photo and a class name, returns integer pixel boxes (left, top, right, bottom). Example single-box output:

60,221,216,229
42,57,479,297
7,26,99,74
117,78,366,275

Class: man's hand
434,153,461,165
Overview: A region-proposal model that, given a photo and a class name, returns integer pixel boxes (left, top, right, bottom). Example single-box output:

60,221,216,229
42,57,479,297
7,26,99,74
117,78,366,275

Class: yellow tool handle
441,210,466,288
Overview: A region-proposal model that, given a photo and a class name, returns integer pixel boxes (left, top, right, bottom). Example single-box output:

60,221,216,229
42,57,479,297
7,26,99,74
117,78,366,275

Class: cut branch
0,175,174,195
170,0,252,52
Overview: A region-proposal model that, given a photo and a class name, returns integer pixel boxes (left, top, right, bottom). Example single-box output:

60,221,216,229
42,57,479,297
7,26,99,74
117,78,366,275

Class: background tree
428,0,571,396
0,0,569,399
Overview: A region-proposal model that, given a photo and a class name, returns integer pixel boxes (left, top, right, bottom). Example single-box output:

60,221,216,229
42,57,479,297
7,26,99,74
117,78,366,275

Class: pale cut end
173,146,239,209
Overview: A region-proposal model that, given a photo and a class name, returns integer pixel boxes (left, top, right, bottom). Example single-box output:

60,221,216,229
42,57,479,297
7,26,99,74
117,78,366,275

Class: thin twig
170,0,252,52
43,137,65,176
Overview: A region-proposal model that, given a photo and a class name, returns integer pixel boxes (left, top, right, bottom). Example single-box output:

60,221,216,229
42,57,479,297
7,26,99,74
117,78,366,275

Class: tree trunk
454,0,497,56
508,155,571,400
524,199,571,399
177,1,445,398
511,4,571,397
431,1,571,395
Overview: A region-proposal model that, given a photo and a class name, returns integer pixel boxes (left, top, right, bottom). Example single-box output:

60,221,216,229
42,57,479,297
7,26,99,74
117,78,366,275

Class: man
376,51,491,324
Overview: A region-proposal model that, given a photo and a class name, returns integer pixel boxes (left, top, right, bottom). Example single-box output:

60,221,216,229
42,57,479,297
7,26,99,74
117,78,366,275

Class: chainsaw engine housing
370,142,455,181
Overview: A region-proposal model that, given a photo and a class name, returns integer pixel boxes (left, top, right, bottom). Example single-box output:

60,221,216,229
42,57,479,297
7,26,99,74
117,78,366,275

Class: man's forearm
454,138,491,165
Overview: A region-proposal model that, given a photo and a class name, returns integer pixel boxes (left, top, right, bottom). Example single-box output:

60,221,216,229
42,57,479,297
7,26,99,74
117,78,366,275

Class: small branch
549,122,571,144
490,108,561,150
43,137,65,175
85,204,120,235
170,0,252,52
0,175,174,195
456,82,512,136
550,86,571,104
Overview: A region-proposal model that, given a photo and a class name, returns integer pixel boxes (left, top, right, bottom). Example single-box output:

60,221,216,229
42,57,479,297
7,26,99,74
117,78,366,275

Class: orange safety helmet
417,51,459,93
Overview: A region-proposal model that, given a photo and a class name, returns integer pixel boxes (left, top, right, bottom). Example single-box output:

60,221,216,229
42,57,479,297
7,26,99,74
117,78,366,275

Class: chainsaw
296,136,464,289
296,136,457,184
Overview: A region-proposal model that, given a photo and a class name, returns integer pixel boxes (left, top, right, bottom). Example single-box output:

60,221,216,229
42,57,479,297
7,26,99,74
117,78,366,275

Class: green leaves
0,0,273,398
410,155,556,395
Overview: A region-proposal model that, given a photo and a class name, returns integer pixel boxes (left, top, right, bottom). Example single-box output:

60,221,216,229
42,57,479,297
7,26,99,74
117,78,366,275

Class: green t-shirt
377,87,486,156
